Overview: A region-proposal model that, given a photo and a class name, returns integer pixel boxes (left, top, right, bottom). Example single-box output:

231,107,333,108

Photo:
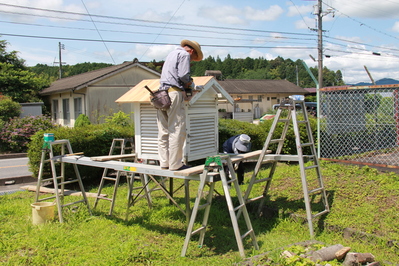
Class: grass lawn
1,161,398,265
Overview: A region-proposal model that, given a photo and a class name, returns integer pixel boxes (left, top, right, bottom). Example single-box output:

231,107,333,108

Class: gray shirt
159,47,191,91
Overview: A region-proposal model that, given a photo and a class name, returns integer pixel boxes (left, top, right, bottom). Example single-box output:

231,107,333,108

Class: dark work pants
224,162,244,185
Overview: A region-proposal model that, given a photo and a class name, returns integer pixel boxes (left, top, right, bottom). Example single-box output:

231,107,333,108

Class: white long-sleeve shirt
159,47,191,91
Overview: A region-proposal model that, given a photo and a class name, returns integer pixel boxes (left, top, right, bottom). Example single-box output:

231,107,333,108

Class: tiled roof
40,61,160,95
217,79,307,94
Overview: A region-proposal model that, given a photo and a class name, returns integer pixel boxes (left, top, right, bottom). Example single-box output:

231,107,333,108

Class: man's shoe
172,165,191,171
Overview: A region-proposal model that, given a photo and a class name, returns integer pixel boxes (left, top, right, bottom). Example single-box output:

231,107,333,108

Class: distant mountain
352,78,399,86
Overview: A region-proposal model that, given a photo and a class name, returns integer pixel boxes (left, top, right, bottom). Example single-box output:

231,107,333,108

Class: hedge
27,124,134,184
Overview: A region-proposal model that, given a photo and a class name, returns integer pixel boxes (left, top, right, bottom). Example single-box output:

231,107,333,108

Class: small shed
116,76,234,163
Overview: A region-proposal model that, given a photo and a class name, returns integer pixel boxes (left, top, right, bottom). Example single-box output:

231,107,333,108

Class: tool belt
144,86,171,111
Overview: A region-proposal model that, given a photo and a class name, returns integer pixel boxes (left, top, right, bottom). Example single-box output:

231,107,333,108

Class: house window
258,95,262,102
62,99,70,126
267,97,270,101
74,97,82,119
52,99,58,121
248,95,253,101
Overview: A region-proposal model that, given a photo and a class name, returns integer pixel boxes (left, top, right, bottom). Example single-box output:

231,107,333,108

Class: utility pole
54,42,65,79
58,42,64,79
317,0,323,89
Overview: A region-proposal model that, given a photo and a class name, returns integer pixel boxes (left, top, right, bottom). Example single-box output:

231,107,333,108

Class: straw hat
233,134,251,153
181,40,203,61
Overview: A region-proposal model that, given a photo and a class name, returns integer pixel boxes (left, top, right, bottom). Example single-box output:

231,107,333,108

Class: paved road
0,157,36,195
0,157,32,179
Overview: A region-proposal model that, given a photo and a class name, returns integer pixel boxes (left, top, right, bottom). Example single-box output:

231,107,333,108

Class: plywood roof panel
116,76,215,103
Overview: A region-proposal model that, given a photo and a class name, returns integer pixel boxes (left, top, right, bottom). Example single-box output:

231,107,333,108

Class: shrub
104,111,132,127
0,115,56,152
0,96,21,122
27,123,134,185
218,116,317,155
74,114,91,127
218,119,261,152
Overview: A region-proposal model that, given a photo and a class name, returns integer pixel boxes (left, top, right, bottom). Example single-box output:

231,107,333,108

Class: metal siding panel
139,103,159,160
187,111,218,161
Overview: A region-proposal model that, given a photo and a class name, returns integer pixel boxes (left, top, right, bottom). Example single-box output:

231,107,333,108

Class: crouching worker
222,134,251,185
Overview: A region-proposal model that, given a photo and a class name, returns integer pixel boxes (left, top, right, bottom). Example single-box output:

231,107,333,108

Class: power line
322,0,399,41
0,19,317,45
139,0,187,61
0,32,316,50
0,3,316,37
80,0,115,64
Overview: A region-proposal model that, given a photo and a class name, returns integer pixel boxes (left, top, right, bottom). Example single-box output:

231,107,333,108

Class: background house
217,79,309,120
40,61,160,126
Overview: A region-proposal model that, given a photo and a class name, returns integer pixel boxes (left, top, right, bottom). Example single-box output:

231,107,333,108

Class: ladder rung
297,120,307,124
206,172,220,177
234,203,245,212
246,195,264,203
226,179,234,185
313,209,329,218
61,199,85,207
241,229,254,239
304,165,318,170
198,202,211,210
301,143,313,147
308,187,324,194
278,119,290,123
58,179,79,185
253,177,272,184
191,225,207,236
96,196,112,201
102,176,117,181
41,177,55,182
38,195,56,201
270,139,284,144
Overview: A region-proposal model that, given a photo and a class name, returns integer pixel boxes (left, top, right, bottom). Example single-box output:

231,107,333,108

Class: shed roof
217,79,307,94
40,61,160,95
116,76,234,105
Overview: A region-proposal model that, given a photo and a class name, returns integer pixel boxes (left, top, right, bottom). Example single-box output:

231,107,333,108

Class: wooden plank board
91,153,136,162
174,150,269,176
21,185,107,198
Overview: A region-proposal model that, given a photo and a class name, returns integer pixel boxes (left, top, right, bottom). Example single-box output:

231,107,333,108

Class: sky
1,0,399,85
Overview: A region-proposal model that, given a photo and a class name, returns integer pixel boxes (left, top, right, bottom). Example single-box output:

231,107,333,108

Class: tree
0,95,21,122
0,38,50,103
0,40,25,69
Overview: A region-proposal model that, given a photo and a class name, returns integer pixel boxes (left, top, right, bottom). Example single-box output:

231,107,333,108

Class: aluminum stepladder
93,138,152,216
181,154,259,258
125,158,163,220
243,98,330,237
35,139,92,223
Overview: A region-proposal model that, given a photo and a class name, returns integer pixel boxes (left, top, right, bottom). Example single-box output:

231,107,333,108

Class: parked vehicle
273,102,317,112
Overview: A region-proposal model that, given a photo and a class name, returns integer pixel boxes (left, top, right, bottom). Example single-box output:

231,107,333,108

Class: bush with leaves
27,123,134,184
218,115,317,155
0,95,21,122
74,114,91,127
0,115,56,152
104,110,132,127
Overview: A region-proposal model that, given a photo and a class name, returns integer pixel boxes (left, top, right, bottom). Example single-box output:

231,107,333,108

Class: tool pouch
144,86,171,111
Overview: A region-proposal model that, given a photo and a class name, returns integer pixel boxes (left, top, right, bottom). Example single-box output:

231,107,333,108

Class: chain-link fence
319,85,399,168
